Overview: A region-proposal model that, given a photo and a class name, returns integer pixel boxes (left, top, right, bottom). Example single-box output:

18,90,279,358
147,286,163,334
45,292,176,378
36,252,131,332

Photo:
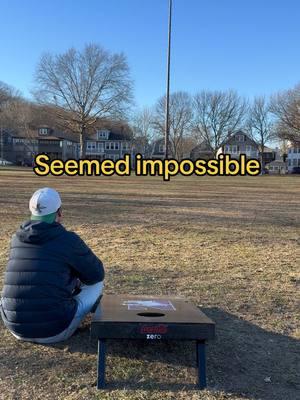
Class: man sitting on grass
0,187,104,343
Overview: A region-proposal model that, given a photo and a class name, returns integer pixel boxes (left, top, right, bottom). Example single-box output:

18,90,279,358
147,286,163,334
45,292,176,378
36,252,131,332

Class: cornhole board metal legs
97,340,106,389
197,340,206,389
96,339,207,390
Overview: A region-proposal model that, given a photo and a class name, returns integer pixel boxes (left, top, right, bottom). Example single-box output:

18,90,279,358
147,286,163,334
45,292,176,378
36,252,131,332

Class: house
258,146,276,165
287,141,300,173
0,129,13,163
131,136,151,157
266,152,287,175
151,137,196,160
190,141,214,160
2,127,78,165
217,131,259,159
151,138,165,159
85,126,132,161
0,119,135,166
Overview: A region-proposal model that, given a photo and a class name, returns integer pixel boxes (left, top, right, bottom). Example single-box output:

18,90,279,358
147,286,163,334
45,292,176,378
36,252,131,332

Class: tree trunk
80,126,86,158
260,143,265,174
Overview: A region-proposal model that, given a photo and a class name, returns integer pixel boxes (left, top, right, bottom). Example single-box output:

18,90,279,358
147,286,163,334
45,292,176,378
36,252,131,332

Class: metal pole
164,0,172,159
0,126,3,160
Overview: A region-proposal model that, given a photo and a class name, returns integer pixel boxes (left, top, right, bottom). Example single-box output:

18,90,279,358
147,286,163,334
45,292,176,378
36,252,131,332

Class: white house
287,141,300,172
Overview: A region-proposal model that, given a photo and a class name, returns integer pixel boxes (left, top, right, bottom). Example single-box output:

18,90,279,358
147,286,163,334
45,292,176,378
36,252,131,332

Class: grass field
0,168,299,400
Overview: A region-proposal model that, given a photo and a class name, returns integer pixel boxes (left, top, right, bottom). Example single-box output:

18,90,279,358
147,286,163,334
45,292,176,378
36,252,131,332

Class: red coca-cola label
140,324,168,334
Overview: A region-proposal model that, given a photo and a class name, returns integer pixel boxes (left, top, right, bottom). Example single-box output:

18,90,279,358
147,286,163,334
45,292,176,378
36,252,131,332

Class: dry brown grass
0,167,299,400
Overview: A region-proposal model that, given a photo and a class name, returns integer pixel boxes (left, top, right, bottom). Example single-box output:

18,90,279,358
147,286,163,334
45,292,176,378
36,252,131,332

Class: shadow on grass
47,307,299,400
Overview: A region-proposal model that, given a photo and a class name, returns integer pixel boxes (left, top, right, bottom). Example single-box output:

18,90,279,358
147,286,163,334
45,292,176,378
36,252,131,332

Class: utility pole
164,0,172,159
0,126,3,160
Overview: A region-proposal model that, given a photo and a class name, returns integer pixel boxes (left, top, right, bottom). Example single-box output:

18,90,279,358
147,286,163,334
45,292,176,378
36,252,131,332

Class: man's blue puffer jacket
0,220,104,339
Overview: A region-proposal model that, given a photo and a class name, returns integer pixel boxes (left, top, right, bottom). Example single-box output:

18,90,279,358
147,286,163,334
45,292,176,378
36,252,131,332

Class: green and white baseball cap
29,188,61,219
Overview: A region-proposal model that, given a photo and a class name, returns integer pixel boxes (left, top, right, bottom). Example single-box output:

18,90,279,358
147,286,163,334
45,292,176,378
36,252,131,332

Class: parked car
0,158,13,166
291,167,300,174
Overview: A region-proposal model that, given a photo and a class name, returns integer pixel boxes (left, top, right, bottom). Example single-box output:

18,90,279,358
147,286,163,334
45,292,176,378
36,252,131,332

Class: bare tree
154,91,193,159
0,82,20,159
193,90,247,156
6,100,41,155
247,96,275,170
34,44,133,157
0,81,20,117
270,84,300,142
131,107,156,157
132,107,156,141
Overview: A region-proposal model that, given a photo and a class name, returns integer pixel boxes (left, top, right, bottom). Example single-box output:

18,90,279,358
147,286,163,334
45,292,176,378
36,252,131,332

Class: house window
232,145,237,153
288,159,291,166
246,145,252,153
159,144,165,153
13,138,25,144
122,142,130,151
236,135,244,142
97,130,109,140
293,159,297,166
288,148,292,153
87,141,96,150
39,128,49,136
105,142,119,150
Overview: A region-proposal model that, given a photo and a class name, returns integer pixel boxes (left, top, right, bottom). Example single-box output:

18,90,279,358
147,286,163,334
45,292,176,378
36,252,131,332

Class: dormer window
236,134,244,142
38,128,49,136
159,144,165,153
97,130,109,140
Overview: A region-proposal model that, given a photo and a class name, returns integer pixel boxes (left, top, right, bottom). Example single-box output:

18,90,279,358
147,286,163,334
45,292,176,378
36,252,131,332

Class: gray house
217,131,259,159
190,141,214,160
1,127,78,165
85,128,132,161
151,138,165,159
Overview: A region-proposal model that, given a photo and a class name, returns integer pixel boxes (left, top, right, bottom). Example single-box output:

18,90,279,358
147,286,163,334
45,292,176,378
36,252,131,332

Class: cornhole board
91,294,215,389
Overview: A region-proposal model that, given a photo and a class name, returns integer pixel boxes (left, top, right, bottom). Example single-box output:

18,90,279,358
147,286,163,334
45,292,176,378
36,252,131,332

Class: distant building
190,141,214,160
258,146,276,166
1,127,78,165
266,152,287,175
287,141,300,172
151,138,165,159
0,121,135,166
85,127,132,161
217,131,259,159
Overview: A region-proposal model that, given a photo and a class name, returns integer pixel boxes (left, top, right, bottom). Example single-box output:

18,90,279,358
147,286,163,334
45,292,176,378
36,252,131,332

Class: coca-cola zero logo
140,324,168,335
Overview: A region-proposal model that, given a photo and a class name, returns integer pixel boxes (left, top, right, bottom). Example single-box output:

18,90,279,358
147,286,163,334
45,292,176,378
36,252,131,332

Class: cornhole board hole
91,295,215,389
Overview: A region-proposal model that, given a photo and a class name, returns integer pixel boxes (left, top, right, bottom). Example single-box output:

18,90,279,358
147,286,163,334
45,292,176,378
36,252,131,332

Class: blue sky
1,0,300,108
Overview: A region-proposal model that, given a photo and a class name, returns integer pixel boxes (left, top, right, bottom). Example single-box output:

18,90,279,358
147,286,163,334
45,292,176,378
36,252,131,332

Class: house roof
258,145,275,153
38,136,61,141
219,130,257,148
268,159,286,166
11,129,78,142
191,141,213,153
